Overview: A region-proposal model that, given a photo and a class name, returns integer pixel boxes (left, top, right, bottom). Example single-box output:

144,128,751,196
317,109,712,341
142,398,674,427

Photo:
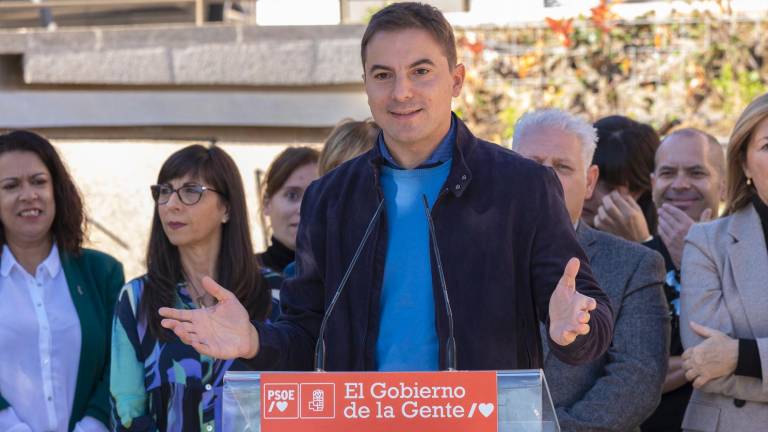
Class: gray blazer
680,203,768,431
542,223,669,432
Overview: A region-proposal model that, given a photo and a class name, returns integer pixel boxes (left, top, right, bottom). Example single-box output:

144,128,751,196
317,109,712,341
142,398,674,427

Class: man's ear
585,165,599,200
451,63,466,97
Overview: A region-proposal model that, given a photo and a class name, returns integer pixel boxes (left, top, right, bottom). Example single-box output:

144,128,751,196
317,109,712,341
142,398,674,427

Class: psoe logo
263,383,299,419
300,383,336,419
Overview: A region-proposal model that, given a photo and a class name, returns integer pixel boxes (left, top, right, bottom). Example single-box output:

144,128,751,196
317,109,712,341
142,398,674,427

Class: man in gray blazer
514,109,670,431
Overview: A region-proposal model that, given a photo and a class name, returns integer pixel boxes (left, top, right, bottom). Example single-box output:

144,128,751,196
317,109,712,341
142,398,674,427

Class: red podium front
223,370,560,431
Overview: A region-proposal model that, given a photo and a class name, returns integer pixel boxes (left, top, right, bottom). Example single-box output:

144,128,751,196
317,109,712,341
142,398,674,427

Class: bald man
642,128,726,432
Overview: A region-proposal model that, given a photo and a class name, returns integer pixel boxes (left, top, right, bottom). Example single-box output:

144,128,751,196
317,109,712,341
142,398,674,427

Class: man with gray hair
514,109,670,431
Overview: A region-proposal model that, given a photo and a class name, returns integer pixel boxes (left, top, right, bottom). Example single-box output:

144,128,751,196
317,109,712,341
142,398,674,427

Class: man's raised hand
159,276,259,360
658,204,712,269
549,258,598,346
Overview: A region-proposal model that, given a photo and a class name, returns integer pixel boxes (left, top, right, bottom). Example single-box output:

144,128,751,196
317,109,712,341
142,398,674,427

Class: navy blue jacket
249,116,613,371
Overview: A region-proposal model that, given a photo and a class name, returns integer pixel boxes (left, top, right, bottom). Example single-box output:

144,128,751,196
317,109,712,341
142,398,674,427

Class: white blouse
0,244,106,432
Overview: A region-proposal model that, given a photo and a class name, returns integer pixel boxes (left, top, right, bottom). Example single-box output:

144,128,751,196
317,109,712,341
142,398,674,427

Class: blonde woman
318,119,379,175
680,93,768,430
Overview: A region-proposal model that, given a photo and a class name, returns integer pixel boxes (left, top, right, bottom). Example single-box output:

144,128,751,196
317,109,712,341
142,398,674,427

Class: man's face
363,28,463,153
652,134,723,221
516,127,598,225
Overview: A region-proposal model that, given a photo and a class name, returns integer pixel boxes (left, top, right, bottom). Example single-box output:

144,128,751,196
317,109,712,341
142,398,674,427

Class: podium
222,369,560,431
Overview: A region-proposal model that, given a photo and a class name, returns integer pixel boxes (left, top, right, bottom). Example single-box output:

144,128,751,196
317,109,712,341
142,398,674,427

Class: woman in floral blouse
110,145,271,432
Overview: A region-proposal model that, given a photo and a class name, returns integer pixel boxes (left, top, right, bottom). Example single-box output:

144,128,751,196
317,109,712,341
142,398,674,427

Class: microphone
422,195,458,371
314,199,385,372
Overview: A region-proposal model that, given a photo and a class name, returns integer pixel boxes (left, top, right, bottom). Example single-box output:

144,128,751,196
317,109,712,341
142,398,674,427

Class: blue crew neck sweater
375,160,452,371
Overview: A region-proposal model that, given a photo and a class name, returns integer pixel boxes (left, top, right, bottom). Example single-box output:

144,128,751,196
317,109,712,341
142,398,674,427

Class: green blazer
0,248,125,431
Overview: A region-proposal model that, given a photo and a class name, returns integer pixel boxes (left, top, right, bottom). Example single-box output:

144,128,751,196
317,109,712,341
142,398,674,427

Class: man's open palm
549,258,597,346
158,276,258,360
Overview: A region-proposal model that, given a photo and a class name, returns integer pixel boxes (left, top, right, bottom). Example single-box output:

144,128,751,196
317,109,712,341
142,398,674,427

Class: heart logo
478,403,495,418
276,401,288,412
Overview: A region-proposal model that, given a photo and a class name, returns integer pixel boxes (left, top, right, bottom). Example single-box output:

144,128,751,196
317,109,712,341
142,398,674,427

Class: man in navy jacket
159,2,613,372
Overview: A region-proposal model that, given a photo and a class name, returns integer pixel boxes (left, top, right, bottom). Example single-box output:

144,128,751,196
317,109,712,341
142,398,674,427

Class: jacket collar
727,202,764,244
726,203,768,332
367,112,474,198
575,221,599,262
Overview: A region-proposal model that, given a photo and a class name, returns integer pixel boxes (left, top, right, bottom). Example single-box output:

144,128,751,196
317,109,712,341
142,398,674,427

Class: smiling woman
0,130,125,432
679,93,768,432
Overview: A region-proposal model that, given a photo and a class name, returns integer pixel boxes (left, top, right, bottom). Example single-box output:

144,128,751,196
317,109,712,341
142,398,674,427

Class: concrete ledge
0,23,366,86
0,89,370,128
0,32,28,55
99,25,238,50
24,47,172,84
27,29,98,52
241,24,364,41
314,38,362,83
172,41,315,85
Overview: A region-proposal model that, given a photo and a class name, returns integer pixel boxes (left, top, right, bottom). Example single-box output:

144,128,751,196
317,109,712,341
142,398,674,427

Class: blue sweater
376,161,452,371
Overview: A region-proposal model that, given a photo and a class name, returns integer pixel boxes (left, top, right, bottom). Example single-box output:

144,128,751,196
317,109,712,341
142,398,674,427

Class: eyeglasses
150,183,222,205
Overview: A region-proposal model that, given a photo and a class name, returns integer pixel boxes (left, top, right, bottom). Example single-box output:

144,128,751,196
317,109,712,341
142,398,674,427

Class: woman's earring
747,177,753,186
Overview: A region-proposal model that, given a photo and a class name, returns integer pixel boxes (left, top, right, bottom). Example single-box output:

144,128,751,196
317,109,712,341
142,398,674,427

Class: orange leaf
590,0,618,33
546,17,574,48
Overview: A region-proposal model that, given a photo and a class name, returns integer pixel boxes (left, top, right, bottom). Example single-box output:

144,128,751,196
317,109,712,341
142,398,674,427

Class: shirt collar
1,245,15,277
378,115,456,169
0,243,60,278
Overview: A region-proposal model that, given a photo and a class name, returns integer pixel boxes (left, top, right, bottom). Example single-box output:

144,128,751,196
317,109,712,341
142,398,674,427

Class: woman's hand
682,322,738,389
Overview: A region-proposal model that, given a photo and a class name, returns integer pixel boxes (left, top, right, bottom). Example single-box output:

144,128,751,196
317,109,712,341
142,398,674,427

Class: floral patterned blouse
110,276,255,432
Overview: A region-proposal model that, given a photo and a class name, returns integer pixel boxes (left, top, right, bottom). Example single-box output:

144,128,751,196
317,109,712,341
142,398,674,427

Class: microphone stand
314,199,385,372
422,195,458,371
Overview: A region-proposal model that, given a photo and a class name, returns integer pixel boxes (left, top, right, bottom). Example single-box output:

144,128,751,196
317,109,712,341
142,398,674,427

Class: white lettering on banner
336,381,486,421
260,371,498,430
369,382,467,400
343,401,371,419
401,401,467,419
344,382,364,399
266,389,295,401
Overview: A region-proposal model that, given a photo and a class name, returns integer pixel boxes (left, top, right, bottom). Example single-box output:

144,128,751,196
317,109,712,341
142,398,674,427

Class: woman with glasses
110,145,271,432
258,147,318,301
0,130,124,432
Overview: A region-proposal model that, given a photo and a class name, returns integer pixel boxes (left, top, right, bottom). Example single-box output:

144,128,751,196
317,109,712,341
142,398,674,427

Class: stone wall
0,24,365,86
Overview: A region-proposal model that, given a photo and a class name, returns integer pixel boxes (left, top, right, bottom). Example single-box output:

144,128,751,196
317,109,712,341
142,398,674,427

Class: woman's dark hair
141,144,270,339
593,115,660,234
262,146,319,203
0,130,85,255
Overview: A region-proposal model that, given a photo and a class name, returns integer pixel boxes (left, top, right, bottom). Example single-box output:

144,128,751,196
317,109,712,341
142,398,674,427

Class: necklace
182,280,216,308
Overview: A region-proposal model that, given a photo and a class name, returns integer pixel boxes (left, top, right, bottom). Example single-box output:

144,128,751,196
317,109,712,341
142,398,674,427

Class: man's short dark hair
361,2,457,70
660,127,725,177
